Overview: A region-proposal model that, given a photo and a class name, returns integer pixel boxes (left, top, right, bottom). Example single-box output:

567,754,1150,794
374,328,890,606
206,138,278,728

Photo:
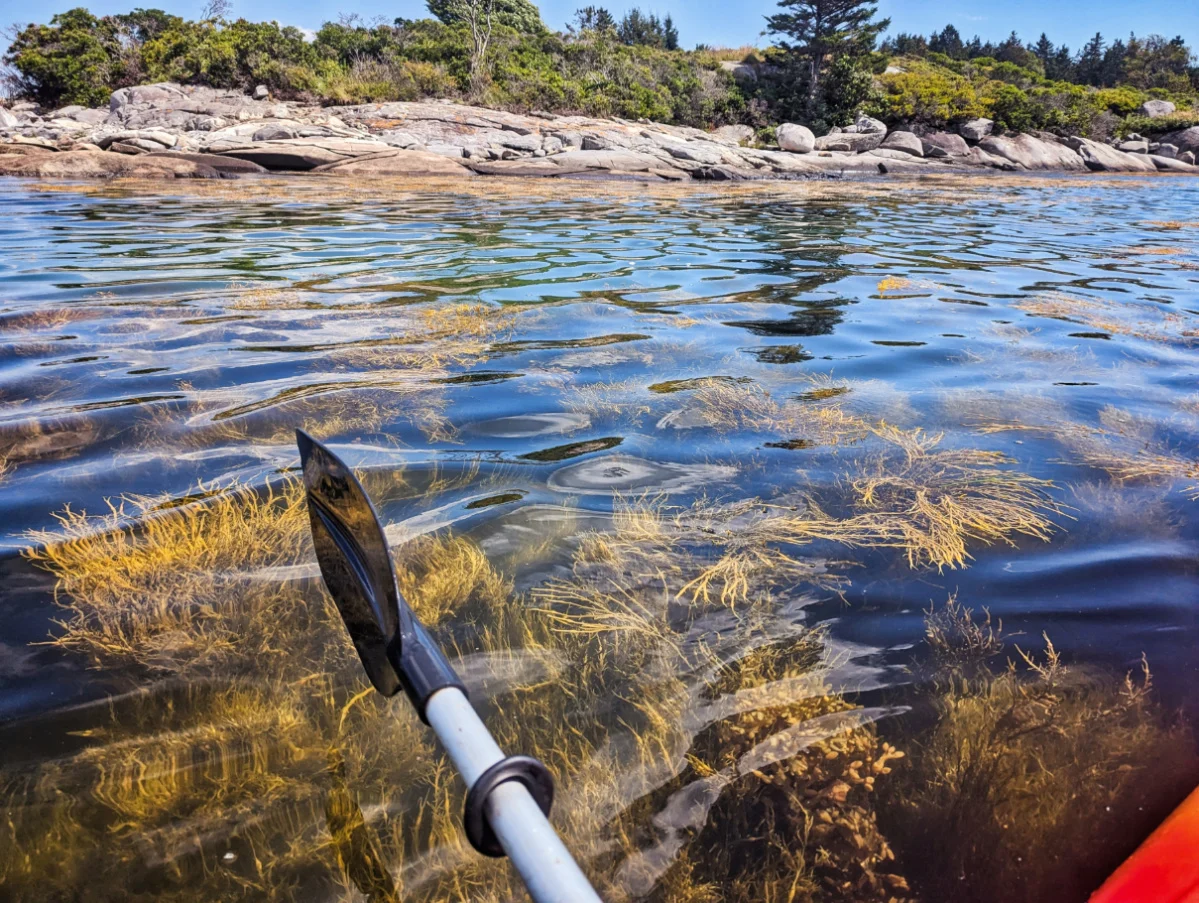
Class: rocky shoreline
2,82,1198,182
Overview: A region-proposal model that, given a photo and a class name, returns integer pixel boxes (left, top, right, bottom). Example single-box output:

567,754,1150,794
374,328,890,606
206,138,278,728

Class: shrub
1117,110,1199,137
1095,86,1146,116
871,58,984,128
4,8,129,107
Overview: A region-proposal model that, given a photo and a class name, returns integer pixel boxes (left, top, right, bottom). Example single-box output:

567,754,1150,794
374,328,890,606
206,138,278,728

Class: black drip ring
463,755,555,857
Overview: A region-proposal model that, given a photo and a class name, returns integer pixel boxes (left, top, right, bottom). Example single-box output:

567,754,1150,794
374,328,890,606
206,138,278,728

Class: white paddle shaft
424,688,604,903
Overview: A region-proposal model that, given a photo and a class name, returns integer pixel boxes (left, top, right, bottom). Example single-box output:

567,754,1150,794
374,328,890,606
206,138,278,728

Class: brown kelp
5,469,936,903
884,603,1199,903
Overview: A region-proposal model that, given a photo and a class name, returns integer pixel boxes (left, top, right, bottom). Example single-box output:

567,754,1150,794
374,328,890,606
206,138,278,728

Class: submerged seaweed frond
1015,291,1199,346
1063,405,1199,499
841,424,1059,570
889,632,1199,903
924,593,1005,667
24,480,310,670
660,381,871,447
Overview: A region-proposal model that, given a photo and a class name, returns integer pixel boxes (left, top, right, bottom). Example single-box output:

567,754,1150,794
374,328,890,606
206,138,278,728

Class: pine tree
1048,43,1074,81
1101,37,1127,87
928,24,964,59
617,8,666,47
1076,32,1106,86
1032,33,1054,67
663,13,679,50
572,6,615,33
765,0,889,115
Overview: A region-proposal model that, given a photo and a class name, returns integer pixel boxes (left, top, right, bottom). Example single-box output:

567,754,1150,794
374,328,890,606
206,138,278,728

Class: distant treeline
3,0,1197,139
883,25,1198,92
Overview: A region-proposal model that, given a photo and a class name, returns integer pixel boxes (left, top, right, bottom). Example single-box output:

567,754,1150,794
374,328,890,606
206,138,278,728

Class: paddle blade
297,430,402,696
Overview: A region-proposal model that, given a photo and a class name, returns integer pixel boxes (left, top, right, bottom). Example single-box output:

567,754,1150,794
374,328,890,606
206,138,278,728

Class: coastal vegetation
3,0,1197,139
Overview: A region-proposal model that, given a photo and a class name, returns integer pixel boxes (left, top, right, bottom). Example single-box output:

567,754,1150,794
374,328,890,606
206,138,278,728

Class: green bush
1116,111,1199,137
4,8,130,107
871,59,984,127
1094,86,1145,116
985,83,1036,132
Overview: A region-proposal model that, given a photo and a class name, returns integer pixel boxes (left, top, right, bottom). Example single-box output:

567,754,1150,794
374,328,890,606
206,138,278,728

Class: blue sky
1,0,1196,54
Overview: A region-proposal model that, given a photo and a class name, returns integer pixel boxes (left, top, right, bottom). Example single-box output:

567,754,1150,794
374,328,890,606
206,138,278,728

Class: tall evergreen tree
765,0,889,115
1101,37,1127,87
1047,43,1074,81
928,24,964,59
572,6,615,33
1076,32,1106,85
663,13,678,50
617,8,665,46
1032,33,1054,67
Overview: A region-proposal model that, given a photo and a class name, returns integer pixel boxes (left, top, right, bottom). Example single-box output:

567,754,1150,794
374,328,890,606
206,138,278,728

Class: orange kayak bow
1090,786,1199,903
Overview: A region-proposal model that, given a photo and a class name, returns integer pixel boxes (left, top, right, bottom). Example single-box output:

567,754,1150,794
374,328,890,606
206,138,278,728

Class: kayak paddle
296,430,603,903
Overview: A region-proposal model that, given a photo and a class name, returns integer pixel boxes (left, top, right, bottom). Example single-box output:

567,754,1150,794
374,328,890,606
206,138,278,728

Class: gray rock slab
978,134,1085,171
207,138,390,170
959,118,994,143
879,130,923,157
814,131,884,153
1139,99,1176,118
1066,136,1157,172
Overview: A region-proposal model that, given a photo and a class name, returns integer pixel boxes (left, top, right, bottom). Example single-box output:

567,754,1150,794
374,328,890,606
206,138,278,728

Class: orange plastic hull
1090,786,1199,903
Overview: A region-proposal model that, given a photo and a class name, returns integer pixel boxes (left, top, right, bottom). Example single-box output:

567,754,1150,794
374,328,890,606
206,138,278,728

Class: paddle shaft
424,688,604,903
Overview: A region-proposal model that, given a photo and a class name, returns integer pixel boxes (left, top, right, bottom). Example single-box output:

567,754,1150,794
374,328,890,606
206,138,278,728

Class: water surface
1,175,1197,903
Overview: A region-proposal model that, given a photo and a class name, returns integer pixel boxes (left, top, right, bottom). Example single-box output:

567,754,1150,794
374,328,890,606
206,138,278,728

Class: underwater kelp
883,604,1199,903
923,593,1004,668
1014,291,1199,346
972,399,1199,501
24,481,310,669
8,472,925,903
6,479,489,901
565,378,655,424
1064,406,1199,500
657,381,871,448
128,299,525,455
4,172,1198,903
841,424,1058,570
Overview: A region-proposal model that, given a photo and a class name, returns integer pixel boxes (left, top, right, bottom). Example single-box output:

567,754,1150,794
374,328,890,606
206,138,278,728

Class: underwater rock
546,454,737,495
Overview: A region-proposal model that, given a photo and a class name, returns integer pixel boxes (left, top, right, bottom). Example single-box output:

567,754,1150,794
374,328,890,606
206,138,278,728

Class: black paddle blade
297,430,402,696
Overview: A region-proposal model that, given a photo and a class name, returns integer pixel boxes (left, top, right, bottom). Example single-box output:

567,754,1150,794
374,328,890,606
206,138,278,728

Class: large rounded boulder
777,123,815,154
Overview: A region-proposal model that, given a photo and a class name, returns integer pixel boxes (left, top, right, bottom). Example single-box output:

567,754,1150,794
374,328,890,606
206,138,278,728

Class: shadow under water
1,175,1197,902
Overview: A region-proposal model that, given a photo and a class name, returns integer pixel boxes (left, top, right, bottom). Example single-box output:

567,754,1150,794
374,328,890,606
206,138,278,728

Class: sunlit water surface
0,175,1197,903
